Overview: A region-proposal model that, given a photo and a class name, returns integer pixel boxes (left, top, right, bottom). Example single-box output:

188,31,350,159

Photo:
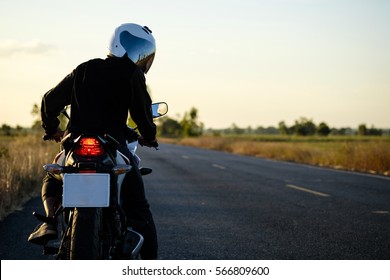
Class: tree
368,125,382,136
180,107,203,137
229,123,244,135
31,103,41,129
1,124,12,136
317,122,331,136
330,127,349,136
358,124,367,136
255,126,278,135
158,117,183,138
278,121,289,135
291,117,316,136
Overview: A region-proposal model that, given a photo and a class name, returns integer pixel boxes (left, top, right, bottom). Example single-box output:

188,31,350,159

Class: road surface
1,143,389,259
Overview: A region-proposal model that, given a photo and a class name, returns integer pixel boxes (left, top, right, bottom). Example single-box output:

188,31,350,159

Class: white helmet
108,23,156,74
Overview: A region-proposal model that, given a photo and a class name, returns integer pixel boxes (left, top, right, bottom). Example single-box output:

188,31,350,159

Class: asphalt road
1,143,389,260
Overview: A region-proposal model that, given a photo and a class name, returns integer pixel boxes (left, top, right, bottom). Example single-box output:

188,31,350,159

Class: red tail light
74,137,105,156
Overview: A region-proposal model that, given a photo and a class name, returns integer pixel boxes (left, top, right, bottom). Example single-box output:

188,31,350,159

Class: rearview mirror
152,102,168,118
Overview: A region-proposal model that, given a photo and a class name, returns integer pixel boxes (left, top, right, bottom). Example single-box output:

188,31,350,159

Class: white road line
286,184,330,197
181,155,189,159
372,210,389,214
212,164,226,170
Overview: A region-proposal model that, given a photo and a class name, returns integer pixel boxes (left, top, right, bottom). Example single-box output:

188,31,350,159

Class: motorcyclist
28,23,158,259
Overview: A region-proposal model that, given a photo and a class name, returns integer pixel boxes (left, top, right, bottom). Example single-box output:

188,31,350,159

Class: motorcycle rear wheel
70,207,103,260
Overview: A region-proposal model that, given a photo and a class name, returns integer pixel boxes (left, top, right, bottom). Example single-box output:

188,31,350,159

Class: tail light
74,137,105,156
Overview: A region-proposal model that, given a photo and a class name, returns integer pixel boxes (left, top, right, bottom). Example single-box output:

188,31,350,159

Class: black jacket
41,56,156,143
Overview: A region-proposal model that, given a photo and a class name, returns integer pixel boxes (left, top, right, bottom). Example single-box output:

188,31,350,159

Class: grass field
166,135,390,176
0,134,58,220
1,133,389,220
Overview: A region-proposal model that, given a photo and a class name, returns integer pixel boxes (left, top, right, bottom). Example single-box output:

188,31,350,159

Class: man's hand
43,129,64,142
52,130,65,142
138,136,159,148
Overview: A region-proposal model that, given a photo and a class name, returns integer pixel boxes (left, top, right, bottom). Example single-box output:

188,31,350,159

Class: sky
0,0,389,129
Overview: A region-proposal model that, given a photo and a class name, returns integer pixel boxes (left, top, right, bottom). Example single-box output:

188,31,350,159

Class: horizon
1,0,389,129
2,113,389,132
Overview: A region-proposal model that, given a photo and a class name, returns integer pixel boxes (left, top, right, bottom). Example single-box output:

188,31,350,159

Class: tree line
157,112,387,137
0,105,387,137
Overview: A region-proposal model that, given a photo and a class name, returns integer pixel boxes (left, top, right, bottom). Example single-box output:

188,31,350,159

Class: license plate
63,173,110,207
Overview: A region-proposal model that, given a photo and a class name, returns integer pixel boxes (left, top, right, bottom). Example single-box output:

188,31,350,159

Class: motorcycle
32,102,168,259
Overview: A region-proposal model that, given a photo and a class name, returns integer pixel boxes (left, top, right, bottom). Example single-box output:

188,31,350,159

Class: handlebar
150,141,159,149
43,133,70,144
138,138,159,149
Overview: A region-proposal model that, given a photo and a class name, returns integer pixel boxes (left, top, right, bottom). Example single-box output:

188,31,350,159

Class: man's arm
41,72,73,135
128,67,157,142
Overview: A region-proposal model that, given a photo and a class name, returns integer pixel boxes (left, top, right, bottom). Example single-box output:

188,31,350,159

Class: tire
70,207,103,260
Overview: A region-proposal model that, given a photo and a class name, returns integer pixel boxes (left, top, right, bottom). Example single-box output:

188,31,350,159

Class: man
28,23,158,259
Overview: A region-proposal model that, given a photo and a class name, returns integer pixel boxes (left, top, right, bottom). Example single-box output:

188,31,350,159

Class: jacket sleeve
41,72,74,135
128,68,156,141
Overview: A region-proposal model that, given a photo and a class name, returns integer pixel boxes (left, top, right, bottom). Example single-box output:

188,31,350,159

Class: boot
28,197,60,245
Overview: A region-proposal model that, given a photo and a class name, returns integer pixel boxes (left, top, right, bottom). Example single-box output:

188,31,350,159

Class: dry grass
171,135,390,176
0,134,58,220
1,134,389,220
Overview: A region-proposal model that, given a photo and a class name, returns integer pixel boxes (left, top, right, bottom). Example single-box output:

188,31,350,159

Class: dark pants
41,146,158,259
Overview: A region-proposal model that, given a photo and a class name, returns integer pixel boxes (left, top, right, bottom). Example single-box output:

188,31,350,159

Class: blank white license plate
63,173,110,207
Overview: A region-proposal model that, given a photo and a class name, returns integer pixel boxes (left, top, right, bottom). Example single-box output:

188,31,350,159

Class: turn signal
43,164,63,174
112,164,132,175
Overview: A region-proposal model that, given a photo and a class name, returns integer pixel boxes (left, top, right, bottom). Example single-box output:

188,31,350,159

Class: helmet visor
120,31,155,73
